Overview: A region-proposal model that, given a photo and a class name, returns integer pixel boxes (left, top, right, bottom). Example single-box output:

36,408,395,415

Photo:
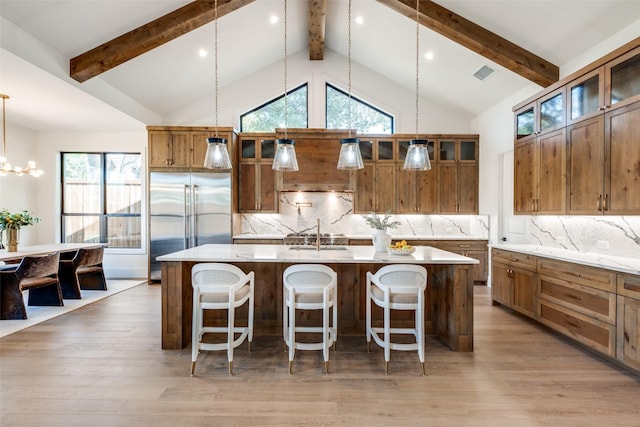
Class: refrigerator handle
192,184,199,246
184,185,189,248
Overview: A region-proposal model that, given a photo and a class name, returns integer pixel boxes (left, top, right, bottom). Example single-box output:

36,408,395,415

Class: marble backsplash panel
238,192,489,238
529,216,640,258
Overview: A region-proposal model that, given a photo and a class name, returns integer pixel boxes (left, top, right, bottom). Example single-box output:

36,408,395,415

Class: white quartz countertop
157,244,479,264
232,234,487,241
491,243,640,276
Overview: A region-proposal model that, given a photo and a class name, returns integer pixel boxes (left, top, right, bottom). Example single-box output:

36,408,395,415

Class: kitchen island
157,244,478,351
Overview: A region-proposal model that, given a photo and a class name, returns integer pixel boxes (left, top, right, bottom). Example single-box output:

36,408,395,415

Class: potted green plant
363,212,400,252
0,209,41,252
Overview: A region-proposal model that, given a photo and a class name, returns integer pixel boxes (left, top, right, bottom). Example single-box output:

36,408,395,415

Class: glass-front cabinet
514,88,565,141
607,45,640,109
238,134,278,213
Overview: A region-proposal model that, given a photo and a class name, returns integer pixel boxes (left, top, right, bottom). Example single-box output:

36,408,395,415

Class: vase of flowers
0,209,41,252
363,212,400,252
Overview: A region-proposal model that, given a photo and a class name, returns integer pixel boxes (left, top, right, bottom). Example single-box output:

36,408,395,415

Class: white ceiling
0,0,638,132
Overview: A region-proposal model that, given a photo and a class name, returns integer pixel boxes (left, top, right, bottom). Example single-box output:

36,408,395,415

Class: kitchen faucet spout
316,218,321,251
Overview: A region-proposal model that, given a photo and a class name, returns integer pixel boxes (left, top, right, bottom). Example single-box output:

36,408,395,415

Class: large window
61,152,142,249
240,83,308,132
326,83,393,134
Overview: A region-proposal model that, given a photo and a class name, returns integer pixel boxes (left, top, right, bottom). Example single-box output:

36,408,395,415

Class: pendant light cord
1,95,6,158
283,0,288,140
348,0,353,138
214,0,219,138
415,0,420,140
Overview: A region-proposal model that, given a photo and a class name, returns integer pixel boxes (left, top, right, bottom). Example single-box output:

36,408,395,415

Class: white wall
34,131,148,279
163,49,475,134
0,123,40,245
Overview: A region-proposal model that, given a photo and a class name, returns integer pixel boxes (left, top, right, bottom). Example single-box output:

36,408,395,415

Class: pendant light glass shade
204,137,232,169
337,137,364,170
272,138,298,171
403,139,432,171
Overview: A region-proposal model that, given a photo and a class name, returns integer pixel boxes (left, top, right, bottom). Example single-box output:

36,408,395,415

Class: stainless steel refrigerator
149,172,231,282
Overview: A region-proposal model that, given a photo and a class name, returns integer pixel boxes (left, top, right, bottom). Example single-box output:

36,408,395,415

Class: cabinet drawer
491,249,536,271
618,274,640,300
537,258,615,292
439,241,487,252
537,299,615,357
538,275,616,324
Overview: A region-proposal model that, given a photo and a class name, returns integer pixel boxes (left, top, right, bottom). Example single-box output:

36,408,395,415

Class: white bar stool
366,264,427,375
283,264,338,374
191,263,254,376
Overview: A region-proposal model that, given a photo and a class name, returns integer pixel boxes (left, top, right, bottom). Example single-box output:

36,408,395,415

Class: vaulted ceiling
0,0,638,132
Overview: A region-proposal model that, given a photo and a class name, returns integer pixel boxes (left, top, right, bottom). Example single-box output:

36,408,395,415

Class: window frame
325,82,394,134
240,83,309,132
60,151,143,251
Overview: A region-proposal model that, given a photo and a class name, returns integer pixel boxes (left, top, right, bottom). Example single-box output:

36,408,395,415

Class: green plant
363,212,400,230
0,209,41,230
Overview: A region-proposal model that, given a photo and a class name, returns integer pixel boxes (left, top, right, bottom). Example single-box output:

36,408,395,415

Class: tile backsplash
237,192,489,239
529,216,640,258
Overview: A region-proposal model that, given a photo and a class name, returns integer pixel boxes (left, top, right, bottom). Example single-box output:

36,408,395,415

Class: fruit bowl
387,246,416,255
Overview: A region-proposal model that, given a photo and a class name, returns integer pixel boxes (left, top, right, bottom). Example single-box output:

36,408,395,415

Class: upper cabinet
514,38,640,216
147,126,236,171
514,87,565,142
238,134,278,213
354,135,478,215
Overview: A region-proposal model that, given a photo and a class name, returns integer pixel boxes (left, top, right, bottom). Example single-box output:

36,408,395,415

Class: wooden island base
161,255,474,352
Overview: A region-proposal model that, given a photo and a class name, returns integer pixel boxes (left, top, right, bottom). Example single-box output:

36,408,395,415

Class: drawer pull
565,320,581,329
567,294,582,301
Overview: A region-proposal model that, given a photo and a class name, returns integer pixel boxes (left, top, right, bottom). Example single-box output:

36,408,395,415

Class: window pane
241,84,308,132
107,216,141,248
62,153,101,214
106,154,142,214
63,215,101,243
326,83,393,134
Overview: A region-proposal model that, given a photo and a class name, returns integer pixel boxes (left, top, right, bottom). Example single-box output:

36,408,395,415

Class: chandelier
0,94,44,177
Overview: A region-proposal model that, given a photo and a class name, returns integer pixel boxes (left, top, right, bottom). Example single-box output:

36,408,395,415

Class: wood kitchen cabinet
355,138,396,213
439,240,488,284
568,101,640,214
437,139,478,214
514,128,566,214
238,134,278,213
617,274,640,371
147,126,235,170
396,138,437,214
491,248,537,317
515,38,640,217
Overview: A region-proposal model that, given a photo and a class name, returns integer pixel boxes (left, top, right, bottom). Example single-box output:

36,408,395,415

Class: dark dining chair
58,246,107,299
0,252,63,320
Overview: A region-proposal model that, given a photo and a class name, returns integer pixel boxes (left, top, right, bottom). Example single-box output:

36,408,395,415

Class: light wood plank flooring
1,284,639,426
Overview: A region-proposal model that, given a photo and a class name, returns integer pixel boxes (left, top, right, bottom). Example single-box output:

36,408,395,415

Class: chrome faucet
316,218,321,251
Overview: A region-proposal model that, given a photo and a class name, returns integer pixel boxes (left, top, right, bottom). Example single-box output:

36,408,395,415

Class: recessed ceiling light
270,14,278,24
424,51,434,60
355,16,364,25
199,49,208,58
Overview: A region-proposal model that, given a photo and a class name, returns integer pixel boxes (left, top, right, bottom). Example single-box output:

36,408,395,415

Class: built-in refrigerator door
191,173,232,246
149,172,190,281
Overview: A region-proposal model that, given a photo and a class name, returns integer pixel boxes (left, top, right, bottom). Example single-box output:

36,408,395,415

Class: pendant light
203,0,232,170
337,0,364,170
272,0,299,172
0,94,44,177
403,0,432,171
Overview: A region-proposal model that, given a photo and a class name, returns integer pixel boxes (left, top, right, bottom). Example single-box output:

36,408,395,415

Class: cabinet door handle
597,195,602,211
603,194,608,211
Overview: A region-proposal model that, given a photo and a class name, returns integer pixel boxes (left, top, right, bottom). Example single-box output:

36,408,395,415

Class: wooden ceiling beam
376,0,559,87
70,0,255,83
308,0,327,60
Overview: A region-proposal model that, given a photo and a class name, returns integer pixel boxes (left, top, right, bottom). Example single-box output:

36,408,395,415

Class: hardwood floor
1,284,639,426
